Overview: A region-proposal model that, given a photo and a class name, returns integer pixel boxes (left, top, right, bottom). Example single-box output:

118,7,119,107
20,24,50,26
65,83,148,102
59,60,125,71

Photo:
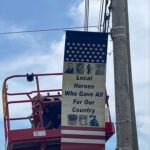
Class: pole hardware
110,26,126,40
116,119,131,124
115,147,133,150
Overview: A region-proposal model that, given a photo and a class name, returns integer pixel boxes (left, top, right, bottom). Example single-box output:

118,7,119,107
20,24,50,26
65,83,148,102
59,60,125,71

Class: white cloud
69,0,84,26
69,0,101,31
0,22,65,125
0,29,65,113
0,31,65,75
129,0,150,30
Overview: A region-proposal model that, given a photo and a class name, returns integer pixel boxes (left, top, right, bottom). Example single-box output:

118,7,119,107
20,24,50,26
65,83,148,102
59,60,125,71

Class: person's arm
45,120,53,129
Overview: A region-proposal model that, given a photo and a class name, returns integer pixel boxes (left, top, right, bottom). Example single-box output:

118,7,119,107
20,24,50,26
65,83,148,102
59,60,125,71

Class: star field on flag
62,31,109,146
64,31,108,63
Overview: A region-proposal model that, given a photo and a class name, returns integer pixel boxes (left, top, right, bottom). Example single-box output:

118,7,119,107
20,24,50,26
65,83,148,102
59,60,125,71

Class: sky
0,0,150,149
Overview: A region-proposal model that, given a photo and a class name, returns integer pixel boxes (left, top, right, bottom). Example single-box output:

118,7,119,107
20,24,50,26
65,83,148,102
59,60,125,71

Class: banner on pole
62,31,108,128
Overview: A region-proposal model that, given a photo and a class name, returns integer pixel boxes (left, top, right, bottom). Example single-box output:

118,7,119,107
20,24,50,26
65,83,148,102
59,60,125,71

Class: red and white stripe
61,126,105,150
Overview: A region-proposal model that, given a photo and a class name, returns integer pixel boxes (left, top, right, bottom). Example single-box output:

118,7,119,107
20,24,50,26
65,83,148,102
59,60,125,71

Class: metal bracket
112,26,126,30
110,26,126,40
116,119,131,124
116,147,133,150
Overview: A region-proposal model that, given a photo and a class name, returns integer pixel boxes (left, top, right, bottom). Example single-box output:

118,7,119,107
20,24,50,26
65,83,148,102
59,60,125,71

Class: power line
0,26,98,35
0,1,112,35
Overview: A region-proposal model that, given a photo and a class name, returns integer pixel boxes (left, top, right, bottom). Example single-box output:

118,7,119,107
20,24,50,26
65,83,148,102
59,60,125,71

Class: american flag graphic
61,126,105,150
64,31,108,64
62,31,108,150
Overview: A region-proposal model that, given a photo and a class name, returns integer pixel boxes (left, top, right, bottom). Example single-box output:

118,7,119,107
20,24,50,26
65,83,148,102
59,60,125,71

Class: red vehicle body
2,73,115,150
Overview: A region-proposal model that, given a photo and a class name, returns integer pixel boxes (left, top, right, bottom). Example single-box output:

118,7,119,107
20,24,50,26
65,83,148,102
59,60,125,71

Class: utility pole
111,0,139,150
84,0,89,31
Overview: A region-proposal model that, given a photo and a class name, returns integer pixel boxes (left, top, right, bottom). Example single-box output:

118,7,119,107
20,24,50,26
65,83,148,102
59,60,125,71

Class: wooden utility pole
111,0,139,150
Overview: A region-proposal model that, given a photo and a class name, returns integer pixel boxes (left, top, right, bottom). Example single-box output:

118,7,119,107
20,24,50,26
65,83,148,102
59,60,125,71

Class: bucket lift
2,73,115,150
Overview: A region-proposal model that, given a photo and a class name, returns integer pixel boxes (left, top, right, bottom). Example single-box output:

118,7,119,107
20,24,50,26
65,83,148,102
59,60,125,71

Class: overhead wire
0,1,112,35
0,25,98,35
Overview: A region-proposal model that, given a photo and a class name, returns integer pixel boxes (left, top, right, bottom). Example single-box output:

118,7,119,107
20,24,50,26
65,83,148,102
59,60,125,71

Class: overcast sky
0,0,149,149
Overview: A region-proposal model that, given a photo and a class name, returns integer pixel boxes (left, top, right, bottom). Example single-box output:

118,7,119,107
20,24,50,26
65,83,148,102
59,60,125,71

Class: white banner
62,31,108,128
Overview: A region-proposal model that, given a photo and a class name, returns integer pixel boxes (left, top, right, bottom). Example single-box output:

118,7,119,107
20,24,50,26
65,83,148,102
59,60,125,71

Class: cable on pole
106,0,112,32
103,0,109,32
98,0,105,32
98,0,112,33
